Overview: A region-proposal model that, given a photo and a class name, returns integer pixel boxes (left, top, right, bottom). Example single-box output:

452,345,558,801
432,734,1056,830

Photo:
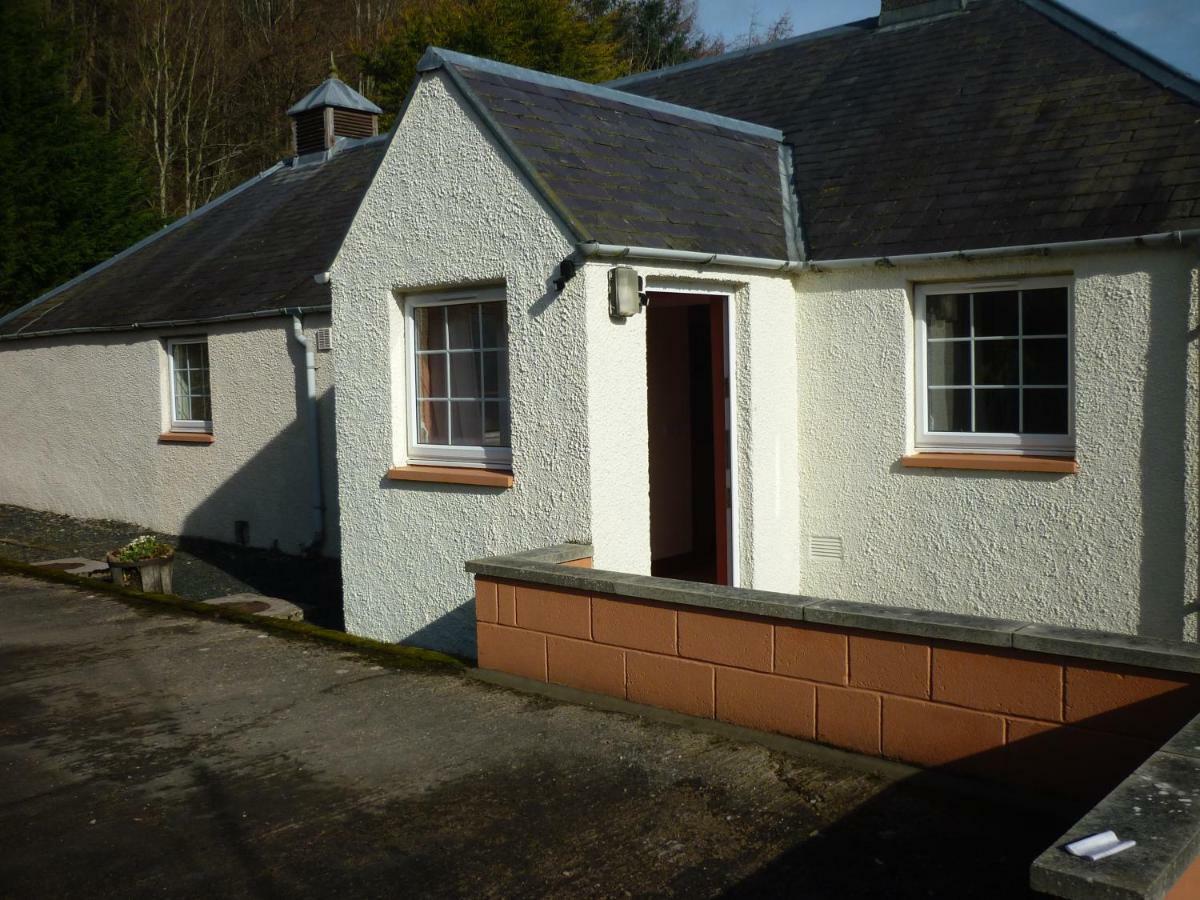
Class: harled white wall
0,315,339,556
794,248,1200,640
331,72,591,656
331,72,807,656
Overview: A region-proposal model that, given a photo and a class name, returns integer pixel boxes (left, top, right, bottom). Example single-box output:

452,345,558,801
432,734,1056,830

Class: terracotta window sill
159,432,214,445
902,452,1077,474
386,465,514,488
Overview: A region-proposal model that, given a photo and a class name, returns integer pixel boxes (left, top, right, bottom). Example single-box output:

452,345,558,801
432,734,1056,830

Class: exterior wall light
608,265,646,317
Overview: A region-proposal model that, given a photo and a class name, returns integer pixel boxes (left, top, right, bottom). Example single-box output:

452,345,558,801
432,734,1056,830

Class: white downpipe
291,316,326,555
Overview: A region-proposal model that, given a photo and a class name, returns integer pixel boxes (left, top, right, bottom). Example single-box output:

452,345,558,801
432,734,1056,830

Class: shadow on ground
0,574,1093,899
0,503,343,629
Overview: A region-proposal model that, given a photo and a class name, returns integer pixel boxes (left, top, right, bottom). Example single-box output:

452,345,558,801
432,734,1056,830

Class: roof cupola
287,58,383,158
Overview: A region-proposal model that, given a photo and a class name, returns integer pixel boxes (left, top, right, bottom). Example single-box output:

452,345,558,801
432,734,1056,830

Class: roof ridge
417,47,784,144
0,162,287,336
605,18,876,90
1019,0,1200,105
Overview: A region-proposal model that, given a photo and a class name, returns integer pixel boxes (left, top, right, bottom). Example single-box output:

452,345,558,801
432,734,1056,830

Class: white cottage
331,0,1200,656
0,76,386,559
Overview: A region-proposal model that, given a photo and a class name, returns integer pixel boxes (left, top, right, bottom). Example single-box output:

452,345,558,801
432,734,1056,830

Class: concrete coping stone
1031,712,1200,900
464,545,1200,676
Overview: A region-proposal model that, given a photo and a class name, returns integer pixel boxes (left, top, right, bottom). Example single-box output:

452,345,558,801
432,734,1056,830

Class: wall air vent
809,535,844,561
315,327,333,352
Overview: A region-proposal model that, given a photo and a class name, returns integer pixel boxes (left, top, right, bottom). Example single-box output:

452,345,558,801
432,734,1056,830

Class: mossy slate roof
443,59,794,260
0,139,384,338
613,0,1200,260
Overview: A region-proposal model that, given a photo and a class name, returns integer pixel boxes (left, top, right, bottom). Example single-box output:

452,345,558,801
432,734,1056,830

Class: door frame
645,285,739,588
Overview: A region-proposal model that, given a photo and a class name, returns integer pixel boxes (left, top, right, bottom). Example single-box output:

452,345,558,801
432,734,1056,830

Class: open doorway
646,291,730,585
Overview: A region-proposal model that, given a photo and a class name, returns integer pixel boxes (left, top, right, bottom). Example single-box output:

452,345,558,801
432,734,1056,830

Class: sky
695,0,1200,79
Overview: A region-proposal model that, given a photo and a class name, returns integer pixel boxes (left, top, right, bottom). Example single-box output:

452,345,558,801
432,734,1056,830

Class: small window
915,279,1072,454
167,338,213,433
406,288,510,468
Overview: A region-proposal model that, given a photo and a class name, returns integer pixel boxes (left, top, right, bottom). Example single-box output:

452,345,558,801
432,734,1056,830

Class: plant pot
106,549,175,594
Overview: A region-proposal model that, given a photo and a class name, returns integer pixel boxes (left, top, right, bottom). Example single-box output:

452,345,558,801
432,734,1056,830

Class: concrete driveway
0,575,1069,898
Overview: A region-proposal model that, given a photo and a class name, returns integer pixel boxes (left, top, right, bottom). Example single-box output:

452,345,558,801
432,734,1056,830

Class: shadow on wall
178,377,342,628
1139,266,1190,640
372,475,498,658
716,685,1199,899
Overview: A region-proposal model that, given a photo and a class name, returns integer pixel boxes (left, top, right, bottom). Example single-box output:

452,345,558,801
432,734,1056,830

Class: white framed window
167,337,213,433
405,288,511,468
914,278,1073,455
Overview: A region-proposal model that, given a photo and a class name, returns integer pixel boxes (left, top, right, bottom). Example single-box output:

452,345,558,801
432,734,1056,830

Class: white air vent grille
315,327,333,352
809,536,844,561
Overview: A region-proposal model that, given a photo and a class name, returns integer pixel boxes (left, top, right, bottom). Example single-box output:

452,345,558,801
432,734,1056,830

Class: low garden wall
467,544,1200,900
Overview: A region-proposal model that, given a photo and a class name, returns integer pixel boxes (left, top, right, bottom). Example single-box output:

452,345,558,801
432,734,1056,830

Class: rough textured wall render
794,249,1199,640
331,73,589,656
0,316,339,555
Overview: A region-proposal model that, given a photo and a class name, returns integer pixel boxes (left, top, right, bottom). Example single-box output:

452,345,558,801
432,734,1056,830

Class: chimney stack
287,60,382,159
879,0,965,27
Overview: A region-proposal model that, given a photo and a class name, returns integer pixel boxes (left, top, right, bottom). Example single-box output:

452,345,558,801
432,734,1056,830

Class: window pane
192,359,211,415
174,371,191,415
974,291,1018,337
172,344,189,369
483,401,510,447
926,294,970,339
450,400,483,445
927,341,970,386
416,307,446,350
481,303,506,348
928,388,970,432
447,304,478,349
975,339,1019,385
416,353,447,398
482,351,508,398
1023,338,1068,385
1024,388,1069,434
191,396,211,423
449,352,481,398
1023,288,1068,335
416,400,448,444
976,388,1019,433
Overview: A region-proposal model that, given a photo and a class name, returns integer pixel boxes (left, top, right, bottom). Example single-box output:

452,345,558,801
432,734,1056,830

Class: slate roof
423,49,798,260
0,139,385,339
612,0,1200,261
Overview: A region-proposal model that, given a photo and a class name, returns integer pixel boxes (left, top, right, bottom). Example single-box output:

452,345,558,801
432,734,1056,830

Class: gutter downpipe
0,305,331,343
290,314,326,557
578,230,1200,272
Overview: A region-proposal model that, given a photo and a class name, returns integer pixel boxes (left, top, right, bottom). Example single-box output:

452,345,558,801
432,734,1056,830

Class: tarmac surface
0,575,1072,898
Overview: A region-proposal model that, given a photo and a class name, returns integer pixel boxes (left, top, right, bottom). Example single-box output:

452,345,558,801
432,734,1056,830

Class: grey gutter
578,230,1200,274
0,162,287,335
0,305,330,344
418,47,785,144
580,241,801,273
805,230,1200,270
1021,0,1200,105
